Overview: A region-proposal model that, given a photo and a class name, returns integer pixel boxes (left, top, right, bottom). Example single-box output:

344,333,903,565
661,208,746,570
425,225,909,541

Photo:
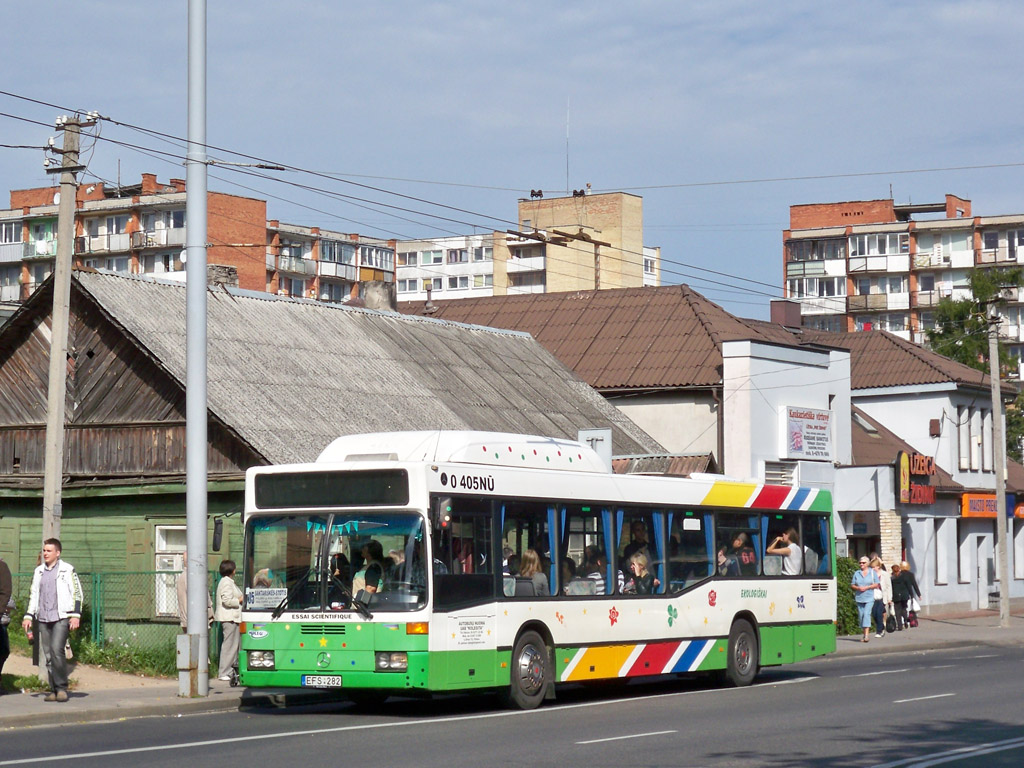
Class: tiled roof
399,286,805,391
23,272,664,464
611,453,717,477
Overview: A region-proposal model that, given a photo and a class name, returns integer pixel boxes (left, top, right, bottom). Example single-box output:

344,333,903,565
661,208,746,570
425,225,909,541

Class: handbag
909,596,921,612
872,588,883,600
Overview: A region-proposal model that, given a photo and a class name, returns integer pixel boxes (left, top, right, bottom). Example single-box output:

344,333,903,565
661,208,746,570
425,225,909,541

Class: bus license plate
302,675,343,688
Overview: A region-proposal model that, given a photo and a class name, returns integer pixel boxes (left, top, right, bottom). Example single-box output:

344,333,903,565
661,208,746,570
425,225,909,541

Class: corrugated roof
400,286,806,391
611,453,716,477
69,271,664,464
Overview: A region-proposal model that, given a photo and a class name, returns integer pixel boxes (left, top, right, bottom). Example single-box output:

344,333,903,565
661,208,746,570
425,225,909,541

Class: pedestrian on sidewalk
891,563,911,630
871,558,892,638
852,556,880,642
0,554,12,684
901,560,922,624
214,559,242,682
21,539,83,703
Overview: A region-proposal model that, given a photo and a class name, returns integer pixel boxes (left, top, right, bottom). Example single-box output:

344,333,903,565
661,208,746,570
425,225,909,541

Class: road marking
893,693,955,704
870,735,1024,767
840,668,908,678
577,729,677,745
968,654,998,659
927,664,955,669
0,679,811,766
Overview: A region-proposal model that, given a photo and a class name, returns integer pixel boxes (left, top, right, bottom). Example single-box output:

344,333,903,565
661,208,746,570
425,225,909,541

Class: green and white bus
239,431,836,709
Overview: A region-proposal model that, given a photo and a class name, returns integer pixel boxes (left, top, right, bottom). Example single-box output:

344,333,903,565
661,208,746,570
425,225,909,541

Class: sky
3,1,1023,318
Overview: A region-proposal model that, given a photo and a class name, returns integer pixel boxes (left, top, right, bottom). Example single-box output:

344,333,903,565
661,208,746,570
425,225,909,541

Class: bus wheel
505,630,549,709
725,619,758,687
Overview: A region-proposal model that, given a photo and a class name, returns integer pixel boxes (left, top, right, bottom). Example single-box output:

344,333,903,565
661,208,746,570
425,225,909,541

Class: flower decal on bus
666,605,678,627
555,611,565,625
609,607,619,626
708,590,717,607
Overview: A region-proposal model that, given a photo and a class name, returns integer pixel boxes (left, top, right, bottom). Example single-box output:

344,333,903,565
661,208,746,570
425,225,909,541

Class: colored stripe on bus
700,482,758,508
750,485,791,509
623,641,679,677
560,639,719,682
787,487,811,510
669,639,713,673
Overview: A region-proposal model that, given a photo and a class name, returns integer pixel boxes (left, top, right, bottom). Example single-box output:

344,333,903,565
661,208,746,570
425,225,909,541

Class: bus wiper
328,569,373,620
272,568,315,620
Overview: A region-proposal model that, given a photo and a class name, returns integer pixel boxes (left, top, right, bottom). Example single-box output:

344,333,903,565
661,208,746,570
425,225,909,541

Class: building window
397,251,418,267
280,240,306,259
983,231,999,251
472,274,493,288
918,273,935,292
447,275,469,290
423,277,442,292
886,276,906,294
644,256,656,274
957,519,970,583
283,277,306,297
786,238,846,261
155,525,187,618
396,279,418,293
958,406,971,470
0,221,19,243
934,518,949,585
320,240,356,265
320,280,349,303
447,249,468,264
106,215,129,235
850,232,909,256
854,316,873,331
857,278,871,296
422,250,443,265
473,246,492,262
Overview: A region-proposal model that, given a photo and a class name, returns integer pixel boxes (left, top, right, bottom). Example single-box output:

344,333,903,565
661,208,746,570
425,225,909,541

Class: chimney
361,280,397,312
170,178,186,193
207,264,239,289
141,173,158,194
770,299,803,328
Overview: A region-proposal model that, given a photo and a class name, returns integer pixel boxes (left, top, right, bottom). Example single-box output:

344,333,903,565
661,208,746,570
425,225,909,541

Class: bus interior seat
514,577,537,597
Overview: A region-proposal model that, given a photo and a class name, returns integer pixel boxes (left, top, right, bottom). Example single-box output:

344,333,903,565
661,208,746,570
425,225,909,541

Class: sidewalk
2,610,1022,729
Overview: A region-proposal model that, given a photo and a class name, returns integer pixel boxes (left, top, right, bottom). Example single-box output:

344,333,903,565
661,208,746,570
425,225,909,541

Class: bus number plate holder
302,675,343,688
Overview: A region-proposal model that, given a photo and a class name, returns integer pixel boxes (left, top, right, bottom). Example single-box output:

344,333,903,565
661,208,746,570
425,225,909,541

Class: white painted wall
609,391,717,456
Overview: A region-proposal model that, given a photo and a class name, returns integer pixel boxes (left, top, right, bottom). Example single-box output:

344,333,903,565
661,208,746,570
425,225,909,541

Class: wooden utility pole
42,116,89,542
552,229,611,290
987,303,1011,627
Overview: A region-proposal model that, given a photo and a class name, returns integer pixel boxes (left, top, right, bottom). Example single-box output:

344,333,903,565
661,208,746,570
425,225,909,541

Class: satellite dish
53,192,60,205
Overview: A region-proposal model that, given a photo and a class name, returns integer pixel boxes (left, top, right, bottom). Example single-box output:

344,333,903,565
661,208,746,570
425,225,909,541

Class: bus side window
803,515,831,575
502,500,555,596
560,505,608,596
668,511,712,593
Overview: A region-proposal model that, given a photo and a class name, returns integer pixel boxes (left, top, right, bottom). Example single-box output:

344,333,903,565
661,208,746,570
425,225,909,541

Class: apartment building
783,194,1024,358
394,191,660,302
0,173,395,319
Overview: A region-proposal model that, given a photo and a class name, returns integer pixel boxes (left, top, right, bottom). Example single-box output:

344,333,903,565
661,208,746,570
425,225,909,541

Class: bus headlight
247,650,275,670
375,652,408,671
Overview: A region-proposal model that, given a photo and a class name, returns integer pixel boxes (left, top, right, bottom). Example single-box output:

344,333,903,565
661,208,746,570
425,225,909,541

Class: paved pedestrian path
2,610,1021,729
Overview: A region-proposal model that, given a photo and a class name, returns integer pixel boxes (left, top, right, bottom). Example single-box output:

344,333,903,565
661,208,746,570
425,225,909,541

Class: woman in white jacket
871,557,892,638
214,560,243,681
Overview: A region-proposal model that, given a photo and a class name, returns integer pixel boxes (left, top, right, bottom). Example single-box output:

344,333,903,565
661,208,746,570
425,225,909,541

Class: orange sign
962,494,998,518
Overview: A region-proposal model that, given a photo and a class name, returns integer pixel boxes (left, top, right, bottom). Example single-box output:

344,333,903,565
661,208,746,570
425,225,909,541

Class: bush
835,556,859,635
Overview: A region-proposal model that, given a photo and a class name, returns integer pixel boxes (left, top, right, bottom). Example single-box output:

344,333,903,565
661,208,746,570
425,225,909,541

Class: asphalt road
3,646,1023,768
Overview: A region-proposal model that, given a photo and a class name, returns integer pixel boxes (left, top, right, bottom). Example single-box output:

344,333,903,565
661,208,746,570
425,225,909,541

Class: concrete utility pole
179,0,210,698
987,304,1011,627
42,116,89,543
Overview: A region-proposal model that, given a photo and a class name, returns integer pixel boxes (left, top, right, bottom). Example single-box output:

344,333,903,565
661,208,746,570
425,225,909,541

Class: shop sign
963,493,1024,518
780,406,833,461
897,450,936,505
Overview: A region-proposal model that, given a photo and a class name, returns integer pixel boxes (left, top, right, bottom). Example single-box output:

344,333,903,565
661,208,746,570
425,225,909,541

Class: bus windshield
244,512,428,613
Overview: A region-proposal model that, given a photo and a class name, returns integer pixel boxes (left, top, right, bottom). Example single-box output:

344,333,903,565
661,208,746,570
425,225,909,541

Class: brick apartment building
394,191,660,303
783,193,1024,362
0,173,396,318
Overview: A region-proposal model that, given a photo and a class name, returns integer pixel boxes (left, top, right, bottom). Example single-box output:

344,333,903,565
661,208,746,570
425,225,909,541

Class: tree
926,267,1024,461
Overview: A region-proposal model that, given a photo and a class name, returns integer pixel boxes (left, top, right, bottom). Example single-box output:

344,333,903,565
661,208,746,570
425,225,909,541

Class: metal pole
987,305,1011,627
180,0,209,697
41,118,82,543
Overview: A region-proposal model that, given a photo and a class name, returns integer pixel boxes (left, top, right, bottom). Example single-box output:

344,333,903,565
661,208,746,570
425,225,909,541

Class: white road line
840,668,908,678
927,664,955,669
969,654,998,659
577,729,677,745
0,679,811,766
893,693,955,704
870,735,1024,767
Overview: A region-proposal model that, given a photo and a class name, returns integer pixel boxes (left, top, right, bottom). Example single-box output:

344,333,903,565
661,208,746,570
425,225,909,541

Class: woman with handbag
851,556,880,643
901,560,922,626
870,558,892,638
891,563,911,630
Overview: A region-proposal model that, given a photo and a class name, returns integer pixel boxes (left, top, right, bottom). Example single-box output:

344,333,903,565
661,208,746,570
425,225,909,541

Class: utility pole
179,0,210,698
987,303,1011,627
551,228,611,290
42,115,90,543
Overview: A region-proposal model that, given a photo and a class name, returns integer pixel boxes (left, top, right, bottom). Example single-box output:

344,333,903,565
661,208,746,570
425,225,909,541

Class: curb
0,688,349,731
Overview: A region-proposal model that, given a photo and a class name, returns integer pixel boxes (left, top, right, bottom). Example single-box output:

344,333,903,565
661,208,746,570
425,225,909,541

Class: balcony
77,233,130,253
795,296,846,315
849,254,909,274
265,252,276,270
277,254,316,275
131,228,186,249
318,260,358,281
786,260,825,278
847,294,889,311
0,283,19,301
913,251,949,269
506,254,546,274
24,240,57,259
914,290,947,308
0,241,22,263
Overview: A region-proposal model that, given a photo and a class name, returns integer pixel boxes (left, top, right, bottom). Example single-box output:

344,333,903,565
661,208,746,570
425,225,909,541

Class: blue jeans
38,619,71,693
857,601,873,629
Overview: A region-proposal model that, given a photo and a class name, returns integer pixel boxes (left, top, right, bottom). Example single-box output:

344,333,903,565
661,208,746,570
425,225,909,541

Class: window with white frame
982,231,999,252
320,280,349,303
397,251,418,267
886,276,906,294
422,250,442,265
472,274,493,288
957,519,969,583
423,277,442,291
155,525,187,617
786,238,846,261
142,253,175,274
105,215,129,235
856,277,872,295
320,240,355,265
958,406,971,470
983,410,993,472
917,231,971,255
280,240,307,259
360,246,395,270
849,232,909,256
168,209,185,228
934,518,949,585
918,273,936,292
447,249,468,264
804,315,845,332
880,313,907,332
644,256,656,274
920,311,936,330
854,316,874,331
971,408,982,470
397,279,418,293
1010,230,1024,260
447,275,469,290
0,221,19,243
283,277,306,296
473,246,492,262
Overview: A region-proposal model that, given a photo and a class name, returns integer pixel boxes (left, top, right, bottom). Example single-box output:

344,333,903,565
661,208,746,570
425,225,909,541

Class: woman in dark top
626,551,656,595
898,560,922,627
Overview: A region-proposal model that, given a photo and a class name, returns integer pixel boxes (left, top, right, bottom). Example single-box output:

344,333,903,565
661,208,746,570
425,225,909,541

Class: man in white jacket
22,539,83,702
